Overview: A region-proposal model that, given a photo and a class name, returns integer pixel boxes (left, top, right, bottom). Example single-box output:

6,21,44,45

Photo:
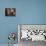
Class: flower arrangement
8,32,16,41
8,32,16,46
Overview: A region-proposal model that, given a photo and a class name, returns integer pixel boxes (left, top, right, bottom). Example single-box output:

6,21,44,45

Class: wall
0,0,18,44
0,0,46,44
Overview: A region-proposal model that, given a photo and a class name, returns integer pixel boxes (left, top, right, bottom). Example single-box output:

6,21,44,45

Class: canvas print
5,8,16,16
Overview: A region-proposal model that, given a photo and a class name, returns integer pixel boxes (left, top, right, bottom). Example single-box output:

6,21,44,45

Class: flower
8,32,16,41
